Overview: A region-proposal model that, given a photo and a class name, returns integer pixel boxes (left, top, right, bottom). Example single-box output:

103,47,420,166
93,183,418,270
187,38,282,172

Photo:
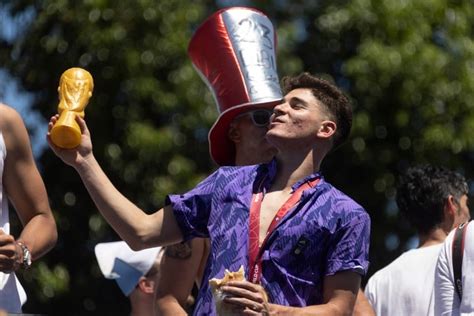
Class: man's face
232,109,277,165
266,88,333,147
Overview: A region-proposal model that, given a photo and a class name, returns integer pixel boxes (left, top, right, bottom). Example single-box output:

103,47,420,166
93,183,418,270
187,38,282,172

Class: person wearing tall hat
47,7,370,316
155,7,279,315
95,241,163,316
155,105,276,315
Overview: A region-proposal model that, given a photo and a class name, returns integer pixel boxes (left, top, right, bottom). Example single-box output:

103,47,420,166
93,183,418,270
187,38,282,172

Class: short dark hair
281,72,352,149
396,165,468,235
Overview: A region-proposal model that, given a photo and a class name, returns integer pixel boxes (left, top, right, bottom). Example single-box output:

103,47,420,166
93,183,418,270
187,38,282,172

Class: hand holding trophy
50,67,94,148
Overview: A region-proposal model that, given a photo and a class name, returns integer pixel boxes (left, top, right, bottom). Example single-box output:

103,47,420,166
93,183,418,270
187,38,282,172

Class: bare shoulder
0,103,31,153
0,103,24,130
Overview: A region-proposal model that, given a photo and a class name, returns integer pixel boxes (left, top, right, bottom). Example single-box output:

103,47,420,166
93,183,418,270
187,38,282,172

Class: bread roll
209,266,245,315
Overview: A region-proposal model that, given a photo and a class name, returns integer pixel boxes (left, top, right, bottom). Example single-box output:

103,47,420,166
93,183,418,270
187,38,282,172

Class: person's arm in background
353,288,375,316
434,229,458,316
0,104,57,271
47,114,183,250
155,238,206,315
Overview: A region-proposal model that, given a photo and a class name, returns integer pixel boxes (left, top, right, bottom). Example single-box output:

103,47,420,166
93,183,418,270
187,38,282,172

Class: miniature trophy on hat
188,6,282,165
50,67,94,149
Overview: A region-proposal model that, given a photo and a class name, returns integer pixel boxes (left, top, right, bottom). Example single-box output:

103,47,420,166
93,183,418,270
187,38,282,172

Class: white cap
94,241,161,296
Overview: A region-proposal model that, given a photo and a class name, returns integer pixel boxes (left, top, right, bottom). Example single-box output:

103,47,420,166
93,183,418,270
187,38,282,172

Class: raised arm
47,114,183,250
0,104,57,271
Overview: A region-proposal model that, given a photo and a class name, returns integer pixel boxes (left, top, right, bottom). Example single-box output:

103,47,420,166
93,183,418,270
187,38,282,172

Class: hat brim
208,99,282,166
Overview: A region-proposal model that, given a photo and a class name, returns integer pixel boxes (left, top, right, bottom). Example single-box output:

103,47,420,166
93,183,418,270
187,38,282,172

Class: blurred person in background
0,103,57,313
435,219,473,315
95,241,163,316
365,164,470,315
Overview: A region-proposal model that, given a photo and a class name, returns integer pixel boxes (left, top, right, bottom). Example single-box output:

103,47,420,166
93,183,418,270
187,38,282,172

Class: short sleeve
364,274,379,311
434,229,458,316
166,170,219,241
326,209,371,276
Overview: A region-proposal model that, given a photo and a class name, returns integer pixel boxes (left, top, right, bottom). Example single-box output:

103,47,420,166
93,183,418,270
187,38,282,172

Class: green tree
1,0,221,314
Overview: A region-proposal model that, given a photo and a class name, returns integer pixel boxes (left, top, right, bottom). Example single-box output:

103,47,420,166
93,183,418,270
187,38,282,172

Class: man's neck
130,298,154,316
272,149,322,191
418,227,451,248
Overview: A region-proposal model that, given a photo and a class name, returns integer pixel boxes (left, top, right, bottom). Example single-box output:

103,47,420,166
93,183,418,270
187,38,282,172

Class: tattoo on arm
164,241,192,259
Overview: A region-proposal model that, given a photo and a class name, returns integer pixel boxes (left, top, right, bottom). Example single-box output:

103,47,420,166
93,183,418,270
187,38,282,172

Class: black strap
452,221,469,300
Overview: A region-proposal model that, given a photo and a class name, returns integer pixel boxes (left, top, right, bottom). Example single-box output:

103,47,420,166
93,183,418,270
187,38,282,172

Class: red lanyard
248,178,320,283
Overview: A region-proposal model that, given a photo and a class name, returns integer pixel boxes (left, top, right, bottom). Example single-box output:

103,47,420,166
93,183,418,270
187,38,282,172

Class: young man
155,107,277,315
435,220,473,315
95,241,163,316
365,165,471,315
0,104,57,312
47,73,370,315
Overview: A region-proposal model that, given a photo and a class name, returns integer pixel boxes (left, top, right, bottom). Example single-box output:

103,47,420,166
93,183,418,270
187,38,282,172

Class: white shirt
435,221,474,316
365,244,442,316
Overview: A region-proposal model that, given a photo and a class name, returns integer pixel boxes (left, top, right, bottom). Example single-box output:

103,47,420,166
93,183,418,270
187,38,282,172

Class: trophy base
50,124,81,149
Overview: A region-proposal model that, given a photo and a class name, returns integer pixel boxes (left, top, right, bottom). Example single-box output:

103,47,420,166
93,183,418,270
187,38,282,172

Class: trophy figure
50,67,94,148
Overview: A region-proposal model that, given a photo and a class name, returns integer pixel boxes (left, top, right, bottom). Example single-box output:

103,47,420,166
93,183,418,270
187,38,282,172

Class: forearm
269,302,353,316
268,272,359,316
74,155,170,249
18,212,57,261
353,288,375,316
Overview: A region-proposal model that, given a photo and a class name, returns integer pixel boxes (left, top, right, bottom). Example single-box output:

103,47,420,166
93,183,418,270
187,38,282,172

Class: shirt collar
255,158,324,193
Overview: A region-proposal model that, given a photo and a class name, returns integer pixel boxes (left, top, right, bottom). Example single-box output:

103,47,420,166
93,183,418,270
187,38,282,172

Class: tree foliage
1,0,474,314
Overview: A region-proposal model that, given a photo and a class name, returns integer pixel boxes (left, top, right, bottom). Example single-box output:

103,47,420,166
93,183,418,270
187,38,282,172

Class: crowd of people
0,6,473,316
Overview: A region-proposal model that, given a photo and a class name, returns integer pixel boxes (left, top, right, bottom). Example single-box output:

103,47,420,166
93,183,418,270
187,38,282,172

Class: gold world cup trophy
50,67,94,148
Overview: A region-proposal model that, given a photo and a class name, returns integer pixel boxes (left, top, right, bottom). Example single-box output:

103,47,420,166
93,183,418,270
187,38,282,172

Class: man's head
279,73,352,150
396,165,471,236
94,241,162,297
129,252,163,299
227,108,278,166
266,73,352,154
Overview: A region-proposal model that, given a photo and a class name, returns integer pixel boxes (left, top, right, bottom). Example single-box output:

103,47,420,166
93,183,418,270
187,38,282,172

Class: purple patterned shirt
167,159,370,315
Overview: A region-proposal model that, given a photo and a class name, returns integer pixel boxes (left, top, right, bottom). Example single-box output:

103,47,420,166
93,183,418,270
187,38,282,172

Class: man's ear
137,276,155,294
443,195,458,225
228,123,241,143
317,120,337,139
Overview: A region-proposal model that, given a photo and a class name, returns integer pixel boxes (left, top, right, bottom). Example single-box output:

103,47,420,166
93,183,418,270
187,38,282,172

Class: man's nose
272,101,286,116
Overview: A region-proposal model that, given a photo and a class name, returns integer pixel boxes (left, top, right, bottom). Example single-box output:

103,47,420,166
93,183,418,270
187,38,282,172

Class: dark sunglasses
240,109,273,127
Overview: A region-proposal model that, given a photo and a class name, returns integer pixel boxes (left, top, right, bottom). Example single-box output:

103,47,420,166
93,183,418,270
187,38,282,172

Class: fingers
75,114,89,136
0,255,17,272
224,296,266,315
221,281,270,315
46,115,60,147
0,237,19,273
0,232,15,246
223,282,267,303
